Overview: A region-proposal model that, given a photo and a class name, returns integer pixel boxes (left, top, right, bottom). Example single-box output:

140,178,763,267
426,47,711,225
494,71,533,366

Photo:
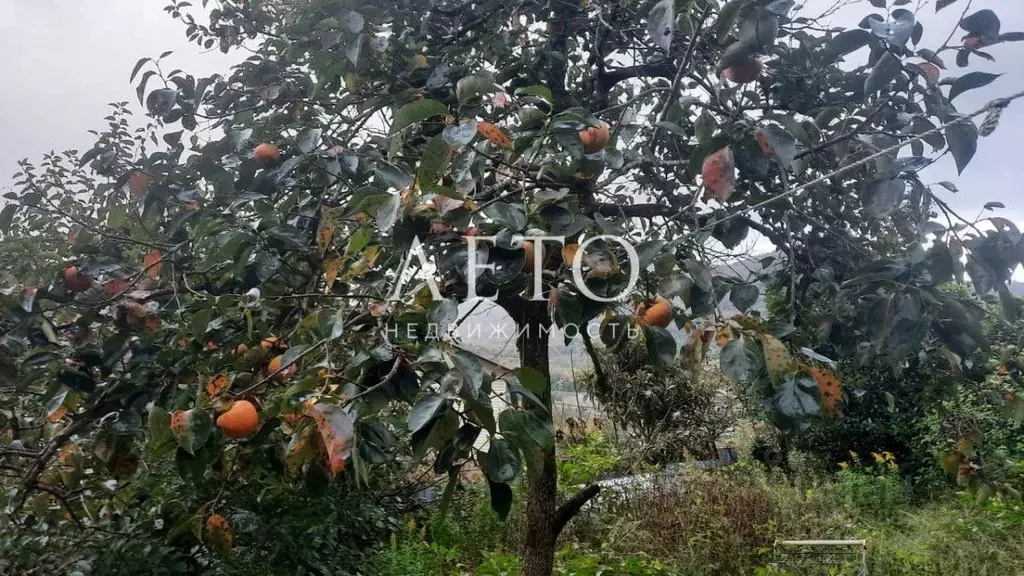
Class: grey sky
0,0,1021,221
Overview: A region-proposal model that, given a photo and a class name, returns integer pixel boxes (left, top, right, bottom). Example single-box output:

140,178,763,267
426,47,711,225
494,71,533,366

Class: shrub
582,340,736,463
557,432,622,487
833,452,910,520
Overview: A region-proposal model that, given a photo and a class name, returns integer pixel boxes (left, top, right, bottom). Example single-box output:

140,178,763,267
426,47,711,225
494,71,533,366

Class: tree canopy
2,0,1024,573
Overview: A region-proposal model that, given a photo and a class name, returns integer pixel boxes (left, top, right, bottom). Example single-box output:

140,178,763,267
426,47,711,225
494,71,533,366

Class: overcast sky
0,0,1021,221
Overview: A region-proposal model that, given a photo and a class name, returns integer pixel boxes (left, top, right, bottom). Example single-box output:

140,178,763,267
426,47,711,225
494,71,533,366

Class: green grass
369,454,1024,576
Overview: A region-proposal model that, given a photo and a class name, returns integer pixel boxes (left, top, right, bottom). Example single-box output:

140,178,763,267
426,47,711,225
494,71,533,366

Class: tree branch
587,203,678,218
553,483,601,536
597,63,674,93
579,329,607,390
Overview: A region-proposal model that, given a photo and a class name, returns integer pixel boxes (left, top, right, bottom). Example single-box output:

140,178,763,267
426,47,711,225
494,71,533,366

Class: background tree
2,0,1024,574
581,340,736,463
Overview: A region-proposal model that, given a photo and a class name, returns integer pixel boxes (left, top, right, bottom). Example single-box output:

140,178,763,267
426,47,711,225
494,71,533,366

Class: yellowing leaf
317,205,341,249
304,402,355,476
47,405,67,423
323,257,345,293
476,121,513,150
562,243,579,267
343,245,381,280
144,250,162,278
285,427,317,476
714,326,734,348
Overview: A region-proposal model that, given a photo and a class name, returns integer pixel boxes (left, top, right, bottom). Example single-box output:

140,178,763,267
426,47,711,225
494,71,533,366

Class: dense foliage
582,341,735,462
2,0,1024,573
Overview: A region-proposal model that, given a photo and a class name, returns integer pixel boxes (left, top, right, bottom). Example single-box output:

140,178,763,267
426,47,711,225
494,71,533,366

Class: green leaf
346,34,363,66
888,294,932,360
442,119,477,147
148,405,176,458
864,51,901,97
917,48,946,69
945,118,978,174
456,75,498,105
715,0,750,43
960,9,1000,38
720,337,761,382
295,127,322,153
738,8,779,51
948,72,1001,101
647,0,675,52
483,202,527,231
409,394,447,432
376,193,402,232
256,251,281,281
484,438,520,483
452,351,483,390
487,478,513,520
374,161,413,189
644,325,677,367
730,284,759,312
338,8,364,32
192,307,213,337
460,379,497,433
418,135,451,188
169,408,213,456
756,124,797,166
279,345,307,371
771,371,821,429
499,409,554,451
516,366,548,396
427,299,459,333
507,382,547,412
800,347,837,367
0,204,17,233
267,224,308,251
390,99,449,136
863,179,906,218
936,0,959,12
515,85,553,104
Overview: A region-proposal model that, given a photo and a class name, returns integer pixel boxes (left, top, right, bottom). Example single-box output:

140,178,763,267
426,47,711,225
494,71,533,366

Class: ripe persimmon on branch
2,1,1024,574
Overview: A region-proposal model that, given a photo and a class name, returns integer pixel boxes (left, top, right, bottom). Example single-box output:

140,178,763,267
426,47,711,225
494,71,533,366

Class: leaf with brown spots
808,366,842,414
317,205,341,249
304,402,355,476
714,326,734,348
144,249,162,278
169,408,213,455
476,121,513,150
760,334,793,383
206,373,231,398
701,146,736,201
205,513,234,554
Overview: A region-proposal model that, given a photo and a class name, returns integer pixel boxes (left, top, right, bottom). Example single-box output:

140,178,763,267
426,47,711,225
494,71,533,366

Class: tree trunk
518,299,557,576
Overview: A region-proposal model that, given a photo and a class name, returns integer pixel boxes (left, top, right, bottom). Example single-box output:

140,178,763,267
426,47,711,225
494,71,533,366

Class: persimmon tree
2,0,1024,574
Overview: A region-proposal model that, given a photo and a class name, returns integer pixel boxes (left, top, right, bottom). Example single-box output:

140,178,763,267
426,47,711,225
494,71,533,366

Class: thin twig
704,90,1024,232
